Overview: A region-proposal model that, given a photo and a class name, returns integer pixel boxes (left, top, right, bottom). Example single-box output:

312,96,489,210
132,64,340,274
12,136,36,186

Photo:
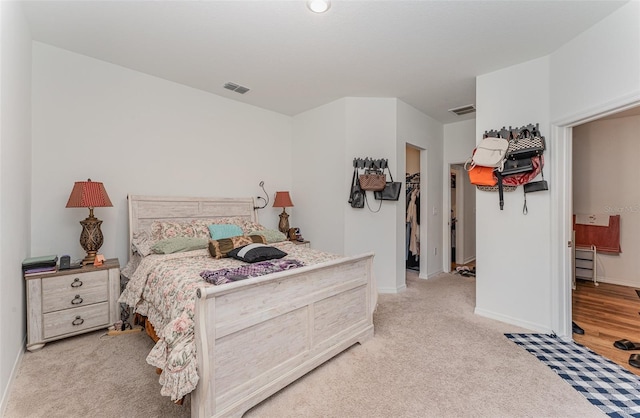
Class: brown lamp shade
66,179,113,208
273,191,294,208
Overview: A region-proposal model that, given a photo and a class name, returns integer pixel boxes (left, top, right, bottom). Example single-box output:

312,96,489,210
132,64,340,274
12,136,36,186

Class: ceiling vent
223,82,250,94
448,104,476,116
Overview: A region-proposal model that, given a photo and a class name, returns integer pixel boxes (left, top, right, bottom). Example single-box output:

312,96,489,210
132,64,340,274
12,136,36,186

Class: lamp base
81,251,98,266
79,212,104,266
278,209,290,234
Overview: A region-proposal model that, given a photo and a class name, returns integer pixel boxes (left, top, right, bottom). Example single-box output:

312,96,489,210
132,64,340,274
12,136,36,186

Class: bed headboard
128,195,258,254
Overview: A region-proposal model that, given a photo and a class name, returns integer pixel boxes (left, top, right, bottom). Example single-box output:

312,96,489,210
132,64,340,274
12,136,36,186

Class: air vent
448,104,476,116
223,82,250,94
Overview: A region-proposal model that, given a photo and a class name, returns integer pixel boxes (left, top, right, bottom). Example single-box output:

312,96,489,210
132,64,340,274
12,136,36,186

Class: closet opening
406,145,421,273
446,163,476,273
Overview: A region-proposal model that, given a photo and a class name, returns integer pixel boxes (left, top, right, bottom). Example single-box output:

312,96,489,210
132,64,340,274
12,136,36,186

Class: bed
119,195,376,417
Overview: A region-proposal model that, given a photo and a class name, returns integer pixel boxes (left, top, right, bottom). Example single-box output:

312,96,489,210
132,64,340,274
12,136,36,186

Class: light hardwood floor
572,279,640,376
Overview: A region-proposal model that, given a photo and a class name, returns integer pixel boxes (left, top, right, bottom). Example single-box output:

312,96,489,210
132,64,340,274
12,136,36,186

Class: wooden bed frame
127,195,375,418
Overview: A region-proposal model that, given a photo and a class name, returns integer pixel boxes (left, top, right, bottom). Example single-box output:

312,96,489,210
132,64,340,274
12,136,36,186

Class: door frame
444,163,466,272
551,93,640,339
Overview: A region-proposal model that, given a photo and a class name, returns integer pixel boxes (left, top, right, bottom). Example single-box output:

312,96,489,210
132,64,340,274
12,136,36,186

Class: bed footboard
192,253,375,418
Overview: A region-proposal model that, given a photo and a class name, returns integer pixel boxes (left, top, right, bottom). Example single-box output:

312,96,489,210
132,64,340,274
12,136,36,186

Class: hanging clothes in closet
406,173,420,270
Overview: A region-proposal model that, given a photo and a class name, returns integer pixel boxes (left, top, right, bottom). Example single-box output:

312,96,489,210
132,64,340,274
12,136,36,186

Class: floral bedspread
118,241,340,401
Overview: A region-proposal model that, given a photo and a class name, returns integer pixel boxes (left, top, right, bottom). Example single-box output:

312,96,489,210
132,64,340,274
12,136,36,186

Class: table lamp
66,179,113,265
273,191,294,234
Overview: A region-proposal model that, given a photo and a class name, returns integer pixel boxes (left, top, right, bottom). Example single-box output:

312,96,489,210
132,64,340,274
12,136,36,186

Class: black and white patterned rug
505,333,640,418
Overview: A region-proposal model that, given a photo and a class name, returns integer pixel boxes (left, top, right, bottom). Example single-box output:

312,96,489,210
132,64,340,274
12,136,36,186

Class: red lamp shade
273,191,294,234
273,191,294,208
66,179,113,208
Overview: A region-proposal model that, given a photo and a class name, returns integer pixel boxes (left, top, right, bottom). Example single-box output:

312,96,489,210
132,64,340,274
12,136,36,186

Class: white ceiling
21,0,629,124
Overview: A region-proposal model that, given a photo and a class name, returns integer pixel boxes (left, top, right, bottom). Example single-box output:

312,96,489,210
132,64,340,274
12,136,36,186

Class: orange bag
467,165,497,186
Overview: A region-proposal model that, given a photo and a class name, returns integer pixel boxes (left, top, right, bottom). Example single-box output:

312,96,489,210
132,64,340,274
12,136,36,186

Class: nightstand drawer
43,302,109,339
42,270,108,313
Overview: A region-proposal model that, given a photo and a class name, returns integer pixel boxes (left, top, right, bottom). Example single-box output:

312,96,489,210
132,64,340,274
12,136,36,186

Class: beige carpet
3,271,604,417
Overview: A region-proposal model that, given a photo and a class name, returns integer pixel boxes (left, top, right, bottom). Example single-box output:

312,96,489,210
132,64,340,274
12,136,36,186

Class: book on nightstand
22,255,58,274
23,266,58,277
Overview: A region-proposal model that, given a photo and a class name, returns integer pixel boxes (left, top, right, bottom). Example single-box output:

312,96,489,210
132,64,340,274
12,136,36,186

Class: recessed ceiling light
307,0,331,13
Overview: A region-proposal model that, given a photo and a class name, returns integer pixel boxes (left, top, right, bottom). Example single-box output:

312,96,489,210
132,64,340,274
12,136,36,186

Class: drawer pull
71,295,83,305
72,316,84,326
71,278,83,288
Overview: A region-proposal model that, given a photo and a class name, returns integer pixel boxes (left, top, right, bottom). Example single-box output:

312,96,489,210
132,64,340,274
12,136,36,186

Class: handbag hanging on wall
466,165,497,186
506,128,545,160
359,169,387,191
348,167,364,208
374,167,402,201
466,136,509,171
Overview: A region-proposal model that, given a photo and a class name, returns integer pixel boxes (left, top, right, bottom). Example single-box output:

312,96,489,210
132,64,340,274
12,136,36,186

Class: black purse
506,129,545,160
501,157,533,176
374,168,402,201
348,167,364,208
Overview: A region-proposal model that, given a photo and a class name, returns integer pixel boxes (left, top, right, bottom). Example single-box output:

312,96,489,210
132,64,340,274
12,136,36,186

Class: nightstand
292,240,310,248
25,258,120,351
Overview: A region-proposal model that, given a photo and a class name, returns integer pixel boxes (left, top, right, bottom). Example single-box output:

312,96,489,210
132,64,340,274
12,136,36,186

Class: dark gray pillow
227,243,287,263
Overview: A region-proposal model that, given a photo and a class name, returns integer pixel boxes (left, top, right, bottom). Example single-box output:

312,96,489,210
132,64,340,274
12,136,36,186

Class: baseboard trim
463,256,476,265
378,284,407,294
474,307,555,335
425,270,443,280
593,276,639,288
0,336,26,417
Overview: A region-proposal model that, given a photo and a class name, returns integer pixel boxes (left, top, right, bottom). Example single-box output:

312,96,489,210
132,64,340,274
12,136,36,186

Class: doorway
569,106,640,370
551,99,640,339
446,163,476,272
406,145,421,272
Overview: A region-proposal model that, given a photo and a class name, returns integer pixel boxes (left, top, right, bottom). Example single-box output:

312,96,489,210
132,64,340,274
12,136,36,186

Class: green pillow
247,229,287,244
151,237,209,254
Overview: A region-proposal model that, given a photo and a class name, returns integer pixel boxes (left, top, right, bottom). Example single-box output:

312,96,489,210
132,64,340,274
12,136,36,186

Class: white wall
292,98,443,293
473,0,640,335
475,56,552,332
573,114,640,287
0,1,32,412
550,1,640,122
343,98,399,292
397,100,444,280
292,99,346,255
443,119,476,269
548,0,640,336
31,43,293,266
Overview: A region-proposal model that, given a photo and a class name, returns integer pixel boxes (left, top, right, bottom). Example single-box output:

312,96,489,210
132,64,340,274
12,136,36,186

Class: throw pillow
247,228,287,244
208,224,243,240
227,244,287,263
151,237,209,254
208,235,266,259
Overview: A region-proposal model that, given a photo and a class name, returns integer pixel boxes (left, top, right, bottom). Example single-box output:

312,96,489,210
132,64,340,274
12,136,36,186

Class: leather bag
501,157,533,177
359,169,386,191
506,129,545,160
467,165,497,186
468,136,509,171
348,168,364,208
374,168,402,201
501,155,543,187
522,171,548,215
